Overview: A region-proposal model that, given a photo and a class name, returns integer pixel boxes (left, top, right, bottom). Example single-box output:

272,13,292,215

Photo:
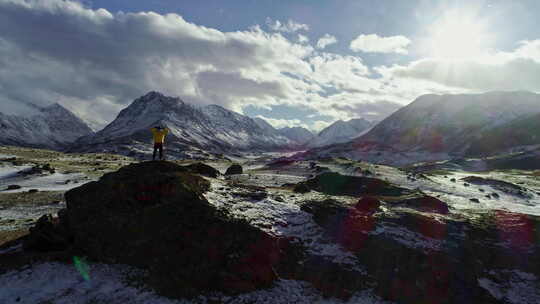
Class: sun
426,11,493,60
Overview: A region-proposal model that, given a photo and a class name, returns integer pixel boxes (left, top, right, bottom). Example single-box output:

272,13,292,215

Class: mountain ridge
70,92,298,158
0,102,94,149
300,91,540,165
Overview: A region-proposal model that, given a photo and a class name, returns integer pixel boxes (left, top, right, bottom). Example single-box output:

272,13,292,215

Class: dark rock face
392,195,450,214
23,211,72,252
301,198,381,253
293,183,311,193
225,163,243,175
301,198,540,304
183,162,220,178
303,172,411,197
63,161,287,297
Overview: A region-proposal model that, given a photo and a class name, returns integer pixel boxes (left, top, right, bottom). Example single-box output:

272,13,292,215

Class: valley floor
0,146,539,303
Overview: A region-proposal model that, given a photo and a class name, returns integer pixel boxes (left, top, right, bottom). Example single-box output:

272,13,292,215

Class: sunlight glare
427,11,493,60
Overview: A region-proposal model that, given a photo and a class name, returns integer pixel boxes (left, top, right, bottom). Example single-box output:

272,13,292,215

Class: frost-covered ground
0,170,90,193
315,160,540,216
0,262,389,304
478,270,540,304
1,147,540,303
205,180,363,269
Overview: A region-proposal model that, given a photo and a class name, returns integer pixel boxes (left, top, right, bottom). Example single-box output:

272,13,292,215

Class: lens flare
73,256,91,281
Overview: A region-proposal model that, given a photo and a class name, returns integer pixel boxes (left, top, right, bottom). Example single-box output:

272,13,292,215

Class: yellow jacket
150,127,169,144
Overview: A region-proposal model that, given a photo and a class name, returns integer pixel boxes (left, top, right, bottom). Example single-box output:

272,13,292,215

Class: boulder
303,172,411,197
23,211,72,252
392,195,450,214
225,163,243,175
301,197,381,252
183,162,220,178
6,185,21,190
64,161,287,297
293,182,310,193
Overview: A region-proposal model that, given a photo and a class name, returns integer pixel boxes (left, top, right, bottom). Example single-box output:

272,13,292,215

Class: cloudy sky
1,0,539,131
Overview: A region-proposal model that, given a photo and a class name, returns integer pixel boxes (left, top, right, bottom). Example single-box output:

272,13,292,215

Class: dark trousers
153,143,164,160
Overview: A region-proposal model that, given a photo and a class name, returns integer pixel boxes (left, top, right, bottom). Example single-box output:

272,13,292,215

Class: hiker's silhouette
150,126,169,160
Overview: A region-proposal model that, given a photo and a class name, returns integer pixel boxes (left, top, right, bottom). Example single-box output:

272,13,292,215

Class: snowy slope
278,126,314,145
253,117,278,134
72,92,296,157
0,103,93,149
252,117,314,145
303,91,540,164
307,118,373,148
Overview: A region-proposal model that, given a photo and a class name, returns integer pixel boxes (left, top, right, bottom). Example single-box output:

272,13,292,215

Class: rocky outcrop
462,176,533,198
391,195,450,214
298,172,411,197
23,211,72,252
183,162,220,178
62,161,290,297
225,163,243,175
300,197,540,304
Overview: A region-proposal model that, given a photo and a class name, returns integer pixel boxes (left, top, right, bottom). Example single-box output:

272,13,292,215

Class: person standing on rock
150,126,169,160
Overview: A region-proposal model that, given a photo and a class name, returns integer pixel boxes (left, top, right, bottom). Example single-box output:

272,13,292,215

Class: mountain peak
142,91,165,99
41,102,69,112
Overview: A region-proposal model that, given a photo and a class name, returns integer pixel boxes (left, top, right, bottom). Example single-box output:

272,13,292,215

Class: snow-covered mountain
252,117,278,134
301,91,540,165
277,127,314,145
71,92,297,158
0,103,94,149
252,118,314,146
466,111,540,156
307,118,374,148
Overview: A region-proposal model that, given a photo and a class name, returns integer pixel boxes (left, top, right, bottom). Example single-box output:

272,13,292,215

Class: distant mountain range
253,117,375,148
2,91,539,164
306,118,374,148
0,103,93,149
301,91,540,165
69,92,301,158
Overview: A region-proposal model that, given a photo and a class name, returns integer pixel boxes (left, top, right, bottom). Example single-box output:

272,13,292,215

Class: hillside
301,91,540,165
0,103,93,149
71,92,296,158
307,118,373,148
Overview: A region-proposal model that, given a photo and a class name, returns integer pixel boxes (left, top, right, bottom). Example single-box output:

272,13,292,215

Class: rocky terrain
0,145,539,303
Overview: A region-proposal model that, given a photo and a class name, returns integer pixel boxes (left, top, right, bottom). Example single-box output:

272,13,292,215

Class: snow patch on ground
0,262,180,304
0,202,66,231
0,262,390,304
1,170,91,193
370,224,444,251
478,270,540,304
0,165,31,180
205,180,363,270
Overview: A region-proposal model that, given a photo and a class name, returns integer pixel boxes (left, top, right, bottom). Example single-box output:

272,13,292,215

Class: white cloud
266,18,309,33
376,40,540,92
297,34,309,44
316,34,337,49
0,0,316,121
350,34,411,54
0,0,419,130
310,120,332,132
255,115,306,129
